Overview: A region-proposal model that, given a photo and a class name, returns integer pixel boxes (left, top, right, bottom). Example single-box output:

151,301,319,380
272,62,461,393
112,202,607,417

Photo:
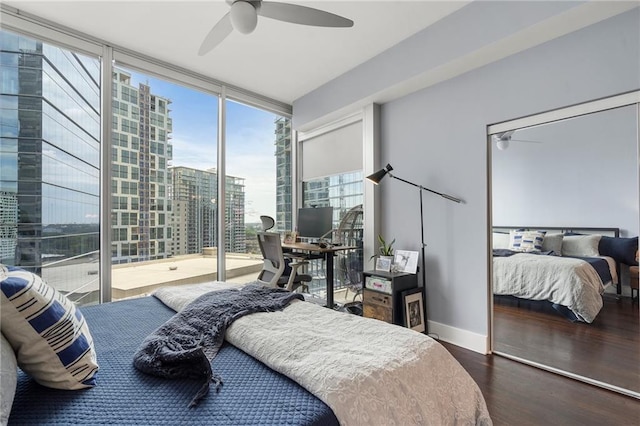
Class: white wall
292,4,640,346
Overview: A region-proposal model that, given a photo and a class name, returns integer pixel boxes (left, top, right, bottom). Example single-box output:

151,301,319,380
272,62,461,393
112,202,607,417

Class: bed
491,227,637,323
1,270,492,426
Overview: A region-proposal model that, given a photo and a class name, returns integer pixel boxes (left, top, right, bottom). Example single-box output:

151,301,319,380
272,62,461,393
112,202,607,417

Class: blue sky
127,69,279,223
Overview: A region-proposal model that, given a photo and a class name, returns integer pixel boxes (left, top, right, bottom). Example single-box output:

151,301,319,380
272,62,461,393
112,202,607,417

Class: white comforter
493,254,607,322
154,282,492,426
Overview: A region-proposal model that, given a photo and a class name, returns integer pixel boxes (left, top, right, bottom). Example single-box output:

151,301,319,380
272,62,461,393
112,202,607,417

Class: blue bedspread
9,296,338,426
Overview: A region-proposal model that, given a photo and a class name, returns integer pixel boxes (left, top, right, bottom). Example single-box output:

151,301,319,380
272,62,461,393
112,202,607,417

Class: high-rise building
169,166,246,255
111,69,173,264
274,117,292,231
0,31,100,272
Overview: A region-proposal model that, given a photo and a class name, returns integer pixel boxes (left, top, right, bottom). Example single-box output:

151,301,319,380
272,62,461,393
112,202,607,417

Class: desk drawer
363,290,392,323
365,275,392,294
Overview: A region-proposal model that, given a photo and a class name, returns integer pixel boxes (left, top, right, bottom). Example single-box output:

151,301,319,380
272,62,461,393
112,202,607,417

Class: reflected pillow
492,232,511,250
509,230,546,252
0,265,99,390
598,236,638,265
562,234,601,257
541,233,563,255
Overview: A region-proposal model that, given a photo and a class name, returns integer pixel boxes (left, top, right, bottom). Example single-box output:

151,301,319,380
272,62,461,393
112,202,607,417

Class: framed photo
393,250,419,274
283,231,297,244
375,256,392,272
402,288,425,333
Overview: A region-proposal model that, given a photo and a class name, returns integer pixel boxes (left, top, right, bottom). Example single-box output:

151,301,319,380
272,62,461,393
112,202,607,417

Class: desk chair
257,232,311,292
260,215,275,231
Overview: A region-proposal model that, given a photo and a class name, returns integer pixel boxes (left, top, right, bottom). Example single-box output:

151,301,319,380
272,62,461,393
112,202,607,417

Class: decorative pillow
509,230,546,252
598,236,638,265
0,265,98,390
492,232,511,250
541,233,563,255
0,333,17,426
562,234,601,257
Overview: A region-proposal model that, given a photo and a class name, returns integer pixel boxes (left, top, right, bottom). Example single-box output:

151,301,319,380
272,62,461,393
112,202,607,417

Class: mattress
9,296,338,425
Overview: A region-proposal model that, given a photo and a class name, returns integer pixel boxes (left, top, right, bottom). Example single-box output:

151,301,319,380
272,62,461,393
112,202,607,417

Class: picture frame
393,250,419,274
402,288,425,333
375,256,392,272
283,231,297,244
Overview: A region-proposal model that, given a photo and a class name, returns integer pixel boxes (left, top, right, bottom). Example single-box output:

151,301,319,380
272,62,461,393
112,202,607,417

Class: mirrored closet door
488,91,640,398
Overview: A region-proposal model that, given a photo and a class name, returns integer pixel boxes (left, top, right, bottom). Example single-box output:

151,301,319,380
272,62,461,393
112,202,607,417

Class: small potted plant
370,234,395,263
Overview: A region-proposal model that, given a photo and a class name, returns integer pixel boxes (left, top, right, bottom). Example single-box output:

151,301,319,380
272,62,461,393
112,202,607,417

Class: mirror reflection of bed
489,97,640,398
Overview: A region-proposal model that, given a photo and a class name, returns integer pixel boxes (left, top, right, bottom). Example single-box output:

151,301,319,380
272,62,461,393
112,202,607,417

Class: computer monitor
297,207,333,239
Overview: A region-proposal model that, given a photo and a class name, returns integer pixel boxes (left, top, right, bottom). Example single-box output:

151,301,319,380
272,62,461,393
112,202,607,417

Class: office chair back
256,231,311,292
260,215,275,231
257,232,285,287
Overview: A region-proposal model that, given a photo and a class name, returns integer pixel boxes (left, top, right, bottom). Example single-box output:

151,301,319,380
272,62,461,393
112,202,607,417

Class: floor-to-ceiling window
302,172,363,300
0,30,101,304
109,65,219,300
1,9,293,304
299,119,365,302
224,99,291,283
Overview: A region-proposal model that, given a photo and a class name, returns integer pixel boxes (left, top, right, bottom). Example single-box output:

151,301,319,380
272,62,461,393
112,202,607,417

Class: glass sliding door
0,30,101,304
224,99,290,283
302,172,364,302
110,65,218,300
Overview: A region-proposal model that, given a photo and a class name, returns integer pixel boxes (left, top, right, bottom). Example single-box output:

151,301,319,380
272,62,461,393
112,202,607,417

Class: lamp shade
366,164,393,184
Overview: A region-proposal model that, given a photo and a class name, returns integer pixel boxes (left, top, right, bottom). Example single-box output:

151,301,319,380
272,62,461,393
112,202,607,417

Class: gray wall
294,5,640,337
492,106,639,236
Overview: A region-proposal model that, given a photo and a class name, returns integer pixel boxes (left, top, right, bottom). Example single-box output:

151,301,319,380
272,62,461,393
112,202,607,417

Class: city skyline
125,69,280,223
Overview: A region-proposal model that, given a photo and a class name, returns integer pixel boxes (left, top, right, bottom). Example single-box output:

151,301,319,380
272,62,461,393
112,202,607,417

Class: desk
281,241,356,308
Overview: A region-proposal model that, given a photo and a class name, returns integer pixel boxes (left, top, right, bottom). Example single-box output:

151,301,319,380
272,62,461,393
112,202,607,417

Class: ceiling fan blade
495,130,515,140
258,2,353,27
198,12,233,56
511,139,542,144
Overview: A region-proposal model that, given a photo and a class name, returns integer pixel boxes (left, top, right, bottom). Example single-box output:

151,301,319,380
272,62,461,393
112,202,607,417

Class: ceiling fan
199,0,354,55
493,130,542,150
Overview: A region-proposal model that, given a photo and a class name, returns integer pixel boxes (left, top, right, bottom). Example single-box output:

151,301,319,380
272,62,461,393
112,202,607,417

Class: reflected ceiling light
496,138,510,151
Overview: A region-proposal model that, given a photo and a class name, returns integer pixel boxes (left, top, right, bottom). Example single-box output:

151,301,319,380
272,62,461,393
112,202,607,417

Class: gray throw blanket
133,284,304,407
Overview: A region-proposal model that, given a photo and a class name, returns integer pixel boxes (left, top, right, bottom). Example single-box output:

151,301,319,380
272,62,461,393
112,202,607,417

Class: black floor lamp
366,164,463,332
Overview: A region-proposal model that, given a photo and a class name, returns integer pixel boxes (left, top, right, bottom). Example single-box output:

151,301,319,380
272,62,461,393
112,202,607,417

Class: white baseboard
427,320,489,354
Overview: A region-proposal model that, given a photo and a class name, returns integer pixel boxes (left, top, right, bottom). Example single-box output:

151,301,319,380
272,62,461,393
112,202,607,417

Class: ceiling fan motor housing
230,1,259,34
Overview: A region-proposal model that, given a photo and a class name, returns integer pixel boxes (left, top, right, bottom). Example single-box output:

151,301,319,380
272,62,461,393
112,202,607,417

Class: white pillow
0,265,99,390
541,233,563,255
492,232,511,250
562,234,601,257
509,230,546,252
0,333,17,426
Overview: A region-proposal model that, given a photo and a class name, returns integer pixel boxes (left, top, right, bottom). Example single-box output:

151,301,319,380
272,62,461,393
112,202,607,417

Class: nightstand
362,270,418,325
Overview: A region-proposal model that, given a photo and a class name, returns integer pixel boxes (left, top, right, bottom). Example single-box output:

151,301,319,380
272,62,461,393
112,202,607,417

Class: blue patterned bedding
9,296,338,425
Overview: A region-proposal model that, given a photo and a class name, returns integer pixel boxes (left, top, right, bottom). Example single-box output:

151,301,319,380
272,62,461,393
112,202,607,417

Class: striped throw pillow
0,265,98,390
509,230,546,252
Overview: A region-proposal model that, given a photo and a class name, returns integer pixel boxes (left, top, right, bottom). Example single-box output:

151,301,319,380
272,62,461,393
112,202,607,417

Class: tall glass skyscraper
274,117,292,231
0,31,101,275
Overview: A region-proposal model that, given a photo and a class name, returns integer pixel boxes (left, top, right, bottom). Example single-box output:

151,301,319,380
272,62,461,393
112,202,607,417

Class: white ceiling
3,0,471,105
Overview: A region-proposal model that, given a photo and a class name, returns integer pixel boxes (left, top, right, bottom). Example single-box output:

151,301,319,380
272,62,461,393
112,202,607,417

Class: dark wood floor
441,341,640,425
493,293,639,393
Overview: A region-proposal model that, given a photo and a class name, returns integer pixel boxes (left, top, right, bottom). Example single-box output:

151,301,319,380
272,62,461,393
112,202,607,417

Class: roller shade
301,121,362,180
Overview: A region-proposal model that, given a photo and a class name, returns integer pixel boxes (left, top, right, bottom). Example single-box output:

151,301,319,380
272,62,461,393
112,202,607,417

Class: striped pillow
0,265,98,390
509,230,546,252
